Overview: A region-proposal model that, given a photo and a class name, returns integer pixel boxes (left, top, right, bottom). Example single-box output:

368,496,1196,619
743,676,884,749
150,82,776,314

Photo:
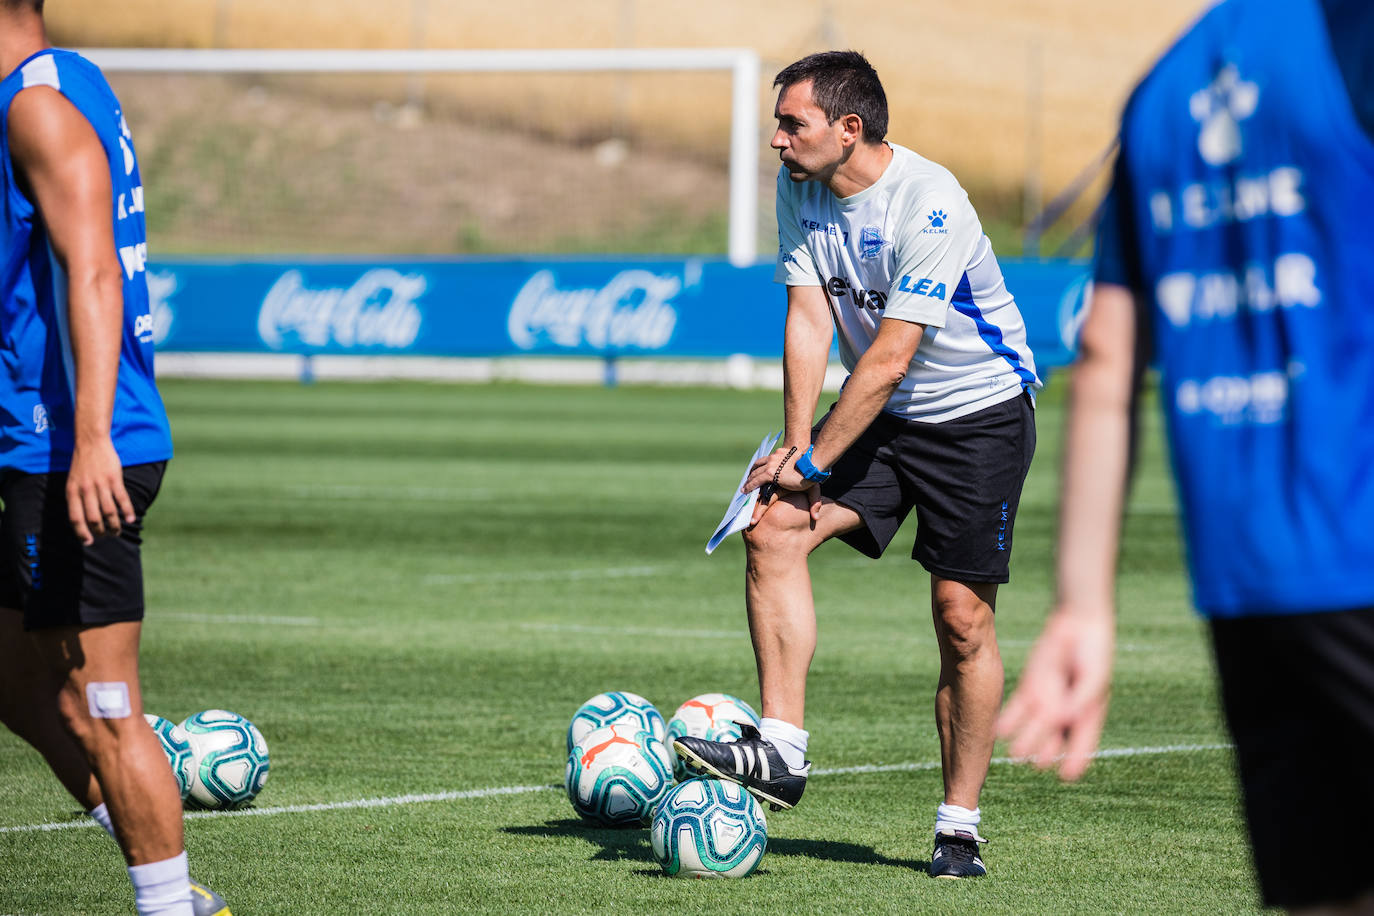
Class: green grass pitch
0,376,1259,914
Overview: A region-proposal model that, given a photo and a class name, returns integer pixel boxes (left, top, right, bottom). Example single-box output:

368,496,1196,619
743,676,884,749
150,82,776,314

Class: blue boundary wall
146,256,1091,371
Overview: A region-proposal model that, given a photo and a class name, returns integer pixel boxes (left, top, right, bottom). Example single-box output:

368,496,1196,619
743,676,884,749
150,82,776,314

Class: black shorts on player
0,461,167,629
1210,607,1374,910
815,389,1035,583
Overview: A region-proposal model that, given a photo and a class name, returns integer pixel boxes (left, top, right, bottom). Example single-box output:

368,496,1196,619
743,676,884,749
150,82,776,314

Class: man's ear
836,113,865,148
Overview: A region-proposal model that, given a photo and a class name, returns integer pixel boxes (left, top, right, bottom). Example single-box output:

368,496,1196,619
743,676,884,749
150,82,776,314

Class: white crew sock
759,717,809,770
935,802,985,841
128,850,194,916
88,803,117,840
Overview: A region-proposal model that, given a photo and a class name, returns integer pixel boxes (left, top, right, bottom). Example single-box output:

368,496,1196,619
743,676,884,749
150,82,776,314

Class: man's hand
65,438,135,546
744,446,822,526
997,605,1115,781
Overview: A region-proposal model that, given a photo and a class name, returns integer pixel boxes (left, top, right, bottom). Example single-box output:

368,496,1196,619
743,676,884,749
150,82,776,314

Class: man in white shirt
674,50,1040,879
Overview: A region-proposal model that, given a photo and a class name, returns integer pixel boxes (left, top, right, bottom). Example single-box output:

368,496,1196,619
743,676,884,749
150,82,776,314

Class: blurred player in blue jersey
0,3,226,915
675,51,1040,879
999,0,1374,911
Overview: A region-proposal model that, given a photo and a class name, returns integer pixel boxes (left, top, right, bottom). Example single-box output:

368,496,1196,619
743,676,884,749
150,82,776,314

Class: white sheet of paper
706,431,781,555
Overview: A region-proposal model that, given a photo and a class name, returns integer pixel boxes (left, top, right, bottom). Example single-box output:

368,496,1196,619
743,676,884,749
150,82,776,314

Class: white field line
0,743,1231,836
159,612,321,627
520,623,742,640
280,485,497,502
997,638,1160,653
527,626,1160,652
150,612,1164,654
149,611,1166,653
812,743,1233,777
0,785,551,835
150,612,1166,652
424,566,667,585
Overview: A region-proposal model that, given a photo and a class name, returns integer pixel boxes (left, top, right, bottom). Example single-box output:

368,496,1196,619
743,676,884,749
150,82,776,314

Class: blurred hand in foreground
997,605,1115,782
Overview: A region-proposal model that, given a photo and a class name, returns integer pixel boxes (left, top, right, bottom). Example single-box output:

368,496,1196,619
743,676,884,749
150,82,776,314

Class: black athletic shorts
1210,607,1374,909
0,461,167,630
814,388,1035,583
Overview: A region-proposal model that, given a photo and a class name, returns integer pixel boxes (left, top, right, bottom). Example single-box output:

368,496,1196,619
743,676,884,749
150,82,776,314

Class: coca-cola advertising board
146,257,1087,366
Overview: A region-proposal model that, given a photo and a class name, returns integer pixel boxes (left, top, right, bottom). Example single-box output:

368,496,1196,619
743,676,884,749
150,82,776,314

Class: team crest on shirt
32,404,48,434
921,209,950,235
859,226,887,260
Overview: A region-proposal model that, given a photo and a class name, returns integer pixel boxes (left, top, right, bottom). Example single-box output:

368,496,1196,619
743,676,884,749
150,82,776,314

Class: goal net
87,49,765,265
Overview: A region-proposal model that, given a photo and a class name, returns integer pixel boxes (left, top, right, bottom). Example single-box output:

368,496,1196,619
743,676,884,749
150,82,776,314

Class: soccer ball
665,693,761,781
179,710,270,810
566,691,666,754
651,777,768,878
143,714,193,801
565,723,674,826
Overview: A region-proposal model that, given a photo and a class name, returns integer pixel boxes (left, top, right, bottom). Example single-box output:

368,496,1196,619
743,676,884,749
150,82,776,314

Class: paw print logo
928,209,948,228
1190,64,1259,166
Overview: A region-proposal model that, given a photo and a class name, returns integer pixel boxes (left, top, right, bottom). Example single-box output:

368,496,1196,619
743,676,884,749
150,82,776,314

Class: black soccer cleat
929,829,987,879
190,880,232,916
672,723,810,811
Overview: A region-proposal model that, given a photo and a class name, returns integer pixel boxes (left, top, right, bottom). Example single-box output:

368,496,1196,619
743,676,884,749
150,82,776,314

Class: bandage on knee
86,682,132,719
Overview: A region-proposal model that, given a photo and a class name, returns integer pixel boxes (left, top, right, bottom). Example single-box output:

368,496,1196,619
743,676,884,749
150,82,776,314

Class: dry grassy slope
109,72,732,255
52,0,1205,198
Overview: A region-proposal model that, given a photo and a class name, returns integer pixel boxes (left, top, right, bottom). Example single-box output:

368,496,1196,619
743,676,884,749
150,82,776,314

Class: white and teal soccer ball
665,693,760,781
566,691,666,754
143,714,193,801
565,723,674,826
179,710,270,810
651,777,768,878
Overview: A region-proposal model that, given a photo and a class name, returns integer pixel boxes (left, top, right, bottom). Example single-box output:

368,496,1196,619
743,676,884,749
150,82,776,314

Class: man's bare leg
742,493,865,727
30,620,183,865
670,492,867,809
931,577,1003,809
0,609,103,809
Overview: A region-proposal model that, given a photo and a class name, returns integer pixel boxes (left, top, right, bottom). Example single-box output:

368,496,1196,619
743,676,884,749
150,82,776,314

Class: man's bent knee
743,494,817,555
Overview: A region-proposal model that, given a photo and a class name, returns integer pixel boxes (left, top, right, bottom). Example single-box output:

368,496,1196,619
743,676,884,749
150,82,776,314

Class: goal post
81,47,762,266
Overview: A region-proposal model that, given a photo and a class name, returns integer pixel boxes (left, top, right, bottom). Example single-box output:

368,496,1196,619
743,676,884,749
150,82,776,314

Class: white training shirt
775,143,1041,422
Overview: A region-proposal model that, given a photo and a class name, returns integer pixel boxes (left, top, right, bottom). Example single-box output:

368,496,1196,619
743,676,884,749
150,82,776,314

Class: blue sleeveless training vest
0,48,171,474
1104,0,1374,617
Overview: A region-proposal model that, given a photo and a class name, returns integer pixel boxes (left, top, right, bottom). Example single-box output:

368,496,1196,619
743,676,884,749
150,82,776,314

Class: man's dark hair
773,50,888,143
1,0,44,12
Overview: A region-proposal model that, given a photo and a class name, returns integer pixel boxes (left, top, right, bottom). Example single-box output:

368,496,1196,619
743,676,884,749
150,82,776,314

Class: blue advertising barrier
146,256,1090,369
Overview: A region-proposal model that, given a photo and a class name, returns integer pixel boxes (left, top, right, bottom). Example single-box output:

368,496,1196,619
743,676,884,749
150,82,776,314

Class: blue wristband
794,445,831,483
